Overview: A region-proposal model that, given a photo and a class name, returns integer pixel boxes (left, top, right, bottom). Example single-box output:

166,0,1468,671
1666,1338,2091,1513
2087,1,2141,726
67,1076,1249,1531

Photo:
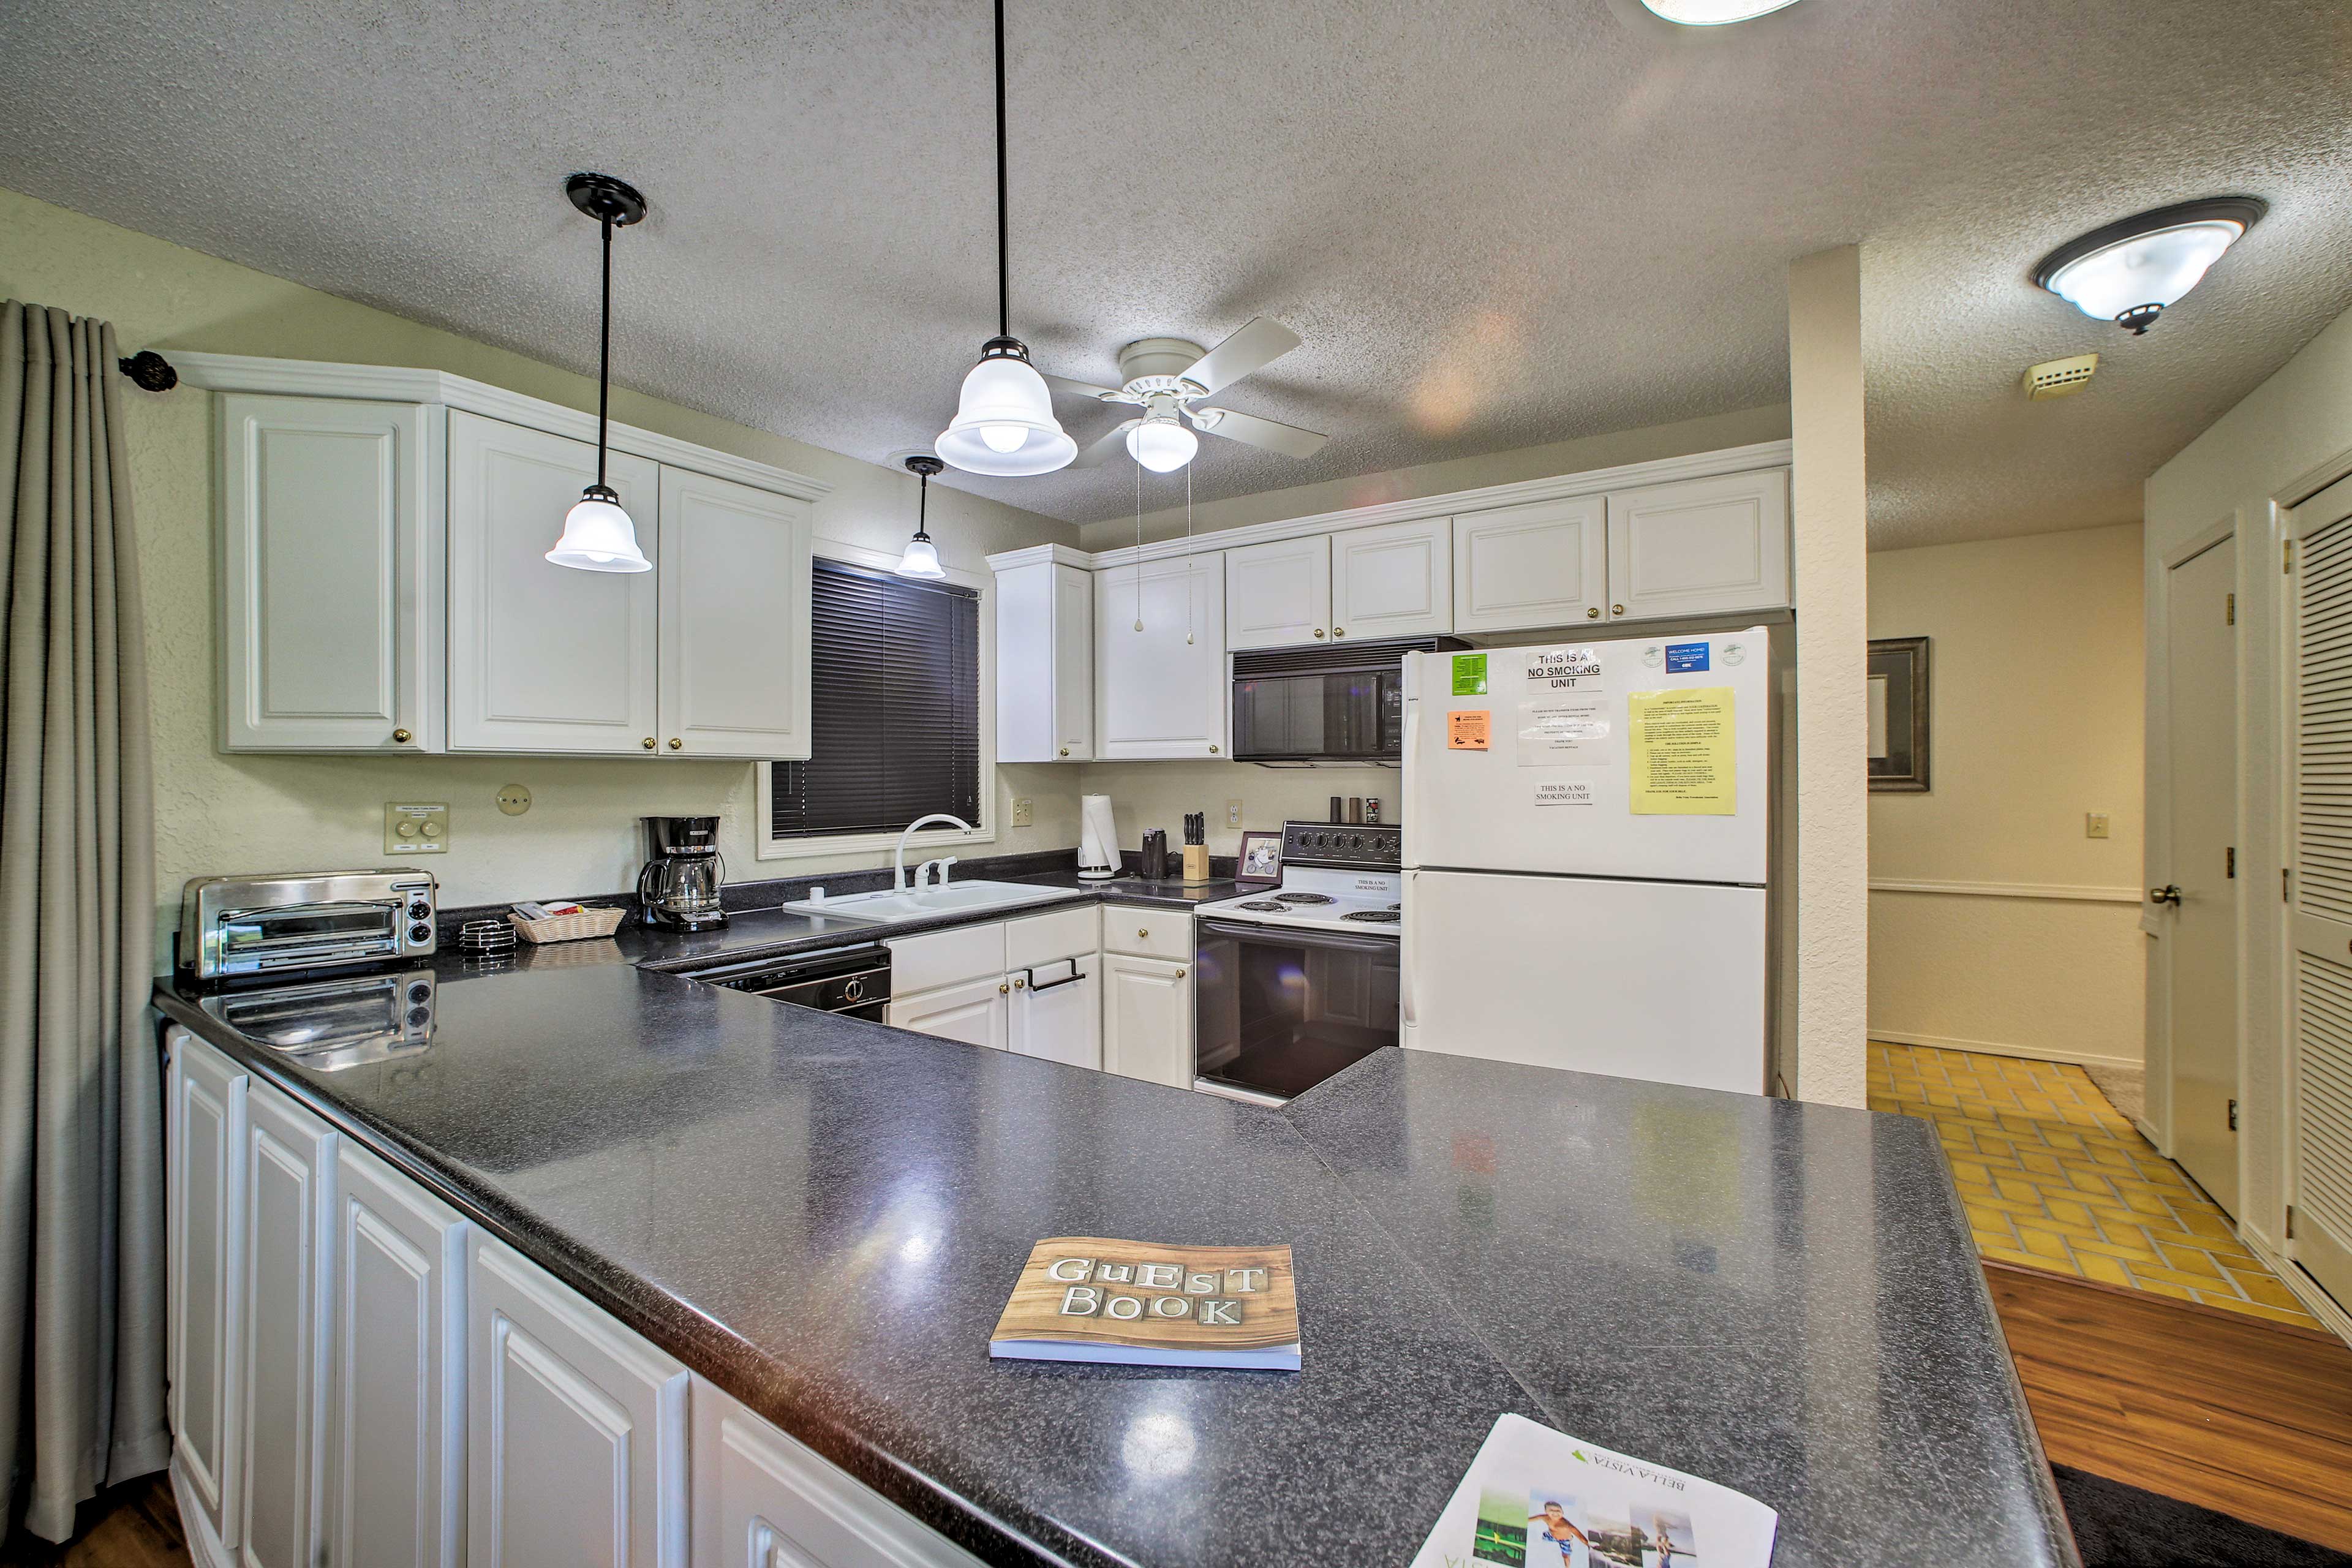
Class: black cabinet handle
1024,962,1088,994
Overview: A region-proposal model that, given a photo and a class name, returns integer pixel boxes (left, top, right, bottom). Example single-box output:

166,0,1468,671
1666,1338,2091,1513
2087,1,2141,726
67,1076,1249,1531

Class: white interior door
447,412,661,754
655,467,812,758
2289,475,2352,1308
2163,535,2240,1215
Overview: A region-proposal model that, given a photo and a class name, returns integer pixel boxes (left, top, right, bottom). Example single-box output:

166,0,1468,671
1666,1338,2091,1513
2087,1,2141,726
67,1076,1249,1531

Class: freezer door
1401,869,1767,1095
1403,630,1770,884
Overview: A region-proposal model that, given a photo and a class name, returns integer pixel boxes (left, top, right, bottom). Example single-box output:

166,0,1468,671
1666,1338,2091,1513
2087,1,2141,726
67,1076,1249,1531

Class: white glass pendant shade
897,533,945,579
1126,415,1198,473
1639,0,1803,22
2045,221,2243,324
546,488,650,572
937,352,1076,475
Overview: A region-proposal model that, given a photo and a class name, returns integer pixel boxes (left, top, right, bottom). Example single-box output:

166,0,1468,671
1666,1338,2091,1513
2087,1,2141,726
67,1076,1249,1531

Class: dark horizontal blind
771,559,981,839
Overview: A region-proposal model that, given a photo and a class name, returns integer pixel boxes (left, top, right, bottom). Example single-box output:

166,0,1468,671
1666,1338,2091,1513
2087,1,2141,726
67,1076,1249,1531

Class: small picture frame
1235,830,1284,886
1868,636,1931,792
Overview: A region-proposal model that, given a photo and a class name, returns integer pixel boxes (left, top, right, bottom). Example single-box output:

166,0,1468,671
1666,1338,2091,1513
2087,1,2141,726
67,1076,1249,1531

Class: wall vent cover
2022,353,2099,400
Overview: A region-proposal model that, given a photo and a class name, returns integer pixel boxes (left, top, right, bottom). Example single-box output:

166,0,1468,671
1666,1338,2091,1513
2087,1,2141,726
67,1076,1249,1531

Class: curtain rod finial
118,350,177,393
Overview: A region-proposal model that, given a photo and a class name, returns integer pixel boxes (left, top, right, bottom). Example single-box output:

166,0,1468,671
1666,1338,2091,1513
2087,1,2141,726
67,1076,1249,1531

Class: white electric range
1193,821,1402,1101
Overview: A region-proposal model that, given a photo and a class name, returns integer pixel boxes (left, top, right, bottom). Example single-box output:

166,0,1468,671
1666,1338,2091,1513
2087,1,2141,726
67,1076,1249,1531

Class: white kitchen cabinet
1008,962,1101,1069
689,1376,984,1568
1330,517,1451,641
885,974,1011,1053
447,411,663,755
168,1028,249,1555
1101,953,1194,1089
1604,469,1790,624
467,1234,689,1568
238,1081,339,1568
1224,535,1333,650
1452,495,1609,634
1095,554,1228,759
327,1142,469,1568
993,549,1094,761
655,467,812,759
217,394,442,753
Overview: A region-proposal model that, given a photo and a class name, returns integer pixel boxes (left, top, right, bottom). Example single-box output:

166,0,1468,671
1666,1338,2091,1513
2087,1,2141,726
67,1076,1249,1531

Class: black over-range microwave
1229,635,1468,763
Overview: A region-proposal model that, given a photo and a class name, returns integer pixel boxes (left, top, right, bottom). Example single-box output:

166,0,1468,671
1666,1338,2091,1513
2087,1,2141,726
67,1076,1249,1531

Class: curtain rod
118,350,178,392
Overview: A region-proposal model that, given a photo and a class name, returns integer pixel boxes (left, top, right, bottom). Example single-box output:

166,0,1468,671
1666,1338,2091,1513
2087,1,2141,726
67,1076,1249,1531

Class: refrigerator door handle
1400,872,1417,1031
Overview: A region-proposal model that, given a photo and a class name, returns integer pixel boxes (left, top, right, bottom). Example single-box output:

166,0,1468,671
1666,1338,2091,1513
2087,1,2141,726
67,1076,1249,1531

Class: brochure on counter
1411,1414,1777,1567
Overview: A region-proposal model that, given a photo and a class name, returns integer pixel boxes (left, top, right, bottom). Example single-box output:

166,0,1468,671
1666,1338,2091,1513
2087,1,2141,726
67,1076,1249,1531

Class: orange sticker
1447,710,1491,750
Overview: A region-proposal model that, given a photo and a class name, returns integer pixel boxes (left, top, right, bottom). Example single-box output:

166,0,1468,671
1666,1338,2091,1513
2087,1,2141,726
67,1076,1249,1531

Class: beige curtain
0,302,167,1541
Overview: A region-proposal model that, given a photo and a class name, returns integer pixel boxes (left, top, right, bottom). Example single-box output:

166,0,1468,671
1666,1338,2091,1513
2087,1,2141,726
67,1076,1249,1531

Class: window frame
755,539,998,863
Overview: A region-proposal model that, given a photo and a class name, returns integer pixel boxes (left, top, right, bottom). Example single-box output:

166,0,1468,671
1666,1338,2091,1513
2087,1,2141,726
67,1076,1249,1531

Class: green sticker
1451,652,1489,696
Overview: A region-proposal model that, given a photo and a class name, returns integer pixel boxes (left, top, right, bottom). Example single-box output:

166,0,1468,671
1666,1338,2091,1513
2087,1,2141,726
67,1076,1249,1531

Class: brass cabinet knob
1611,604,1625,616
1332,627,1346,638
1013,977,1027,990
1313,628,1327,638
668,737,683,751
1586,607,1601,620
1208,744,1219,754
1176,968,1187,980
391,728,412,743
642,737,657,750
998,983,1009,995
1138,928,1150,939
1059,747,1069,757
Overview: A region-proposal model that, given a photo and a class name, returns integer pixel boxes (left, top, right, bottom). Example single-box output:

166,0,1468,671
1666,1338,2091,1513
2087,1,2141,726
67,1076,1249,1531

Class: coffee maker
637,815,728,931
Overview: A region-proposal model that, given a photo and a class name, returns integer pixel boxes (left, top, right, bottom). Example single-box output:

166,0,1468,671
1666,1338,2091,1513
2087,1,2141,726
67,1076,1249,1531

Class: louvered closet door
2290,472,2352,1311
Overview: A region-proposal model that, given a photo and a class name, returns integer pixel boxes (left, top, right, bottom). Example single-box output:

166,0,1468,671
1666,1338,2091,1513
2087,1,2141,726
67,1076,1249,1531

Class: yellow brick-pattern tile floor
1869,1042,2323,1330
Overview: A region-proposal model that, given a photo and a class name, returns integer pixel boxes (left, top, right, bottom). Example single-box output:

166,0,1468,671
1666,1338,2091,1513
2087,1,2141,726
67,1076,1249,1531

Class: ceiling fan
1043,318,1329,473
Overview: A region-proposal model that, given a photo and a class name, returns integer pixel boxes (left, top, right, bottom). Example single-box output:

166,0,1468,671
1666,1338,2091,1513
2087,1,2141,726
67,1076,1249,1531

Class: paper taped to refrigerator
1629,686,1736,815
1515,644,1614,766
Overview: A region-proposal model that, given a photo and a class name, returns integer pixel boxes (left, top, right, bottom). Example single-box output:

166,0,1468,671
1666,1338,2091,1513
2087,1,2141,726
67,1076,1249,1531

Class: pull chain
1133,459,1144,631
1184,463,1194,644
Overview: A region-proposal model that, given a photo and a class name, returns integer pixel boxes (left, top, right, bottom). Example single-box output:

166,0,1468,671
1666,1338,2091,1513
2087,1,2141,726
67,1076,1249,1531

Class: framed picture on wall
1869,636,1931,792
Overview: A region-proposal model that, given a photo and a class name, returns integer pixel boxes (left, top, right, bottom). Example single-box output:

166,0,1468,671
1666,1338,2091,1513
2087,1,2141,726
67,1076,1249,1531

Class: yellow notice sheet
1629,686,1736,815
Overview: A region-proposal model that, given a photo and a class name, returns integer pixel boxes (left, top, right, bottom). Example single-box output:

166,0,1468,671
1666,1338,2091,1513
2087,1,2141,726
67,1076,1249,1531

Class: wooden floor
0,1474,189,1568
1989,1258,2352,1553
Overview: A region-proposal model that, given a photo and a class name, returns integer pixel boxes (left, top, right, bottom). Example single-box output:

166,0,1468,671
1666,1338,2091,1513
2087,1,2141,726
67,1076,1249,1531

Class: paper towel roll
1078,794,1120,881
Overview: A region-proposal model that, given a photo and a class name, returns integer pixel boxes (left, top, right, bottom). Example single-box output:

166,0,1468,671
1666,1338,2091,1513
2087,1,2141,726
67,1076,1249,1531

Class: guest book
989,1237,1301,1370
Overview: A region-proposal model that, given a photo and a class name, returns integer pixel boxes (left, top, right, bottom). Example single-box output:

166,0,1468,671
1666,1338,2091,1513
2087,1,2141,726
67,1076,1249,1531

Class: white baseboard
170,1453,231,1568
2238,1227,2352,1349
1869,1028,2143,1074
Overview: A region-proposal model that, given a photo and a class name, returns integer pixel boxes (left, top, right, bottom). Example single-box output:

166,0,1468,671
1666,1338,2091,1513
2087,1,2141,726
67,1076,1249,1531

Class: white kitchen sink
778,880,1076,924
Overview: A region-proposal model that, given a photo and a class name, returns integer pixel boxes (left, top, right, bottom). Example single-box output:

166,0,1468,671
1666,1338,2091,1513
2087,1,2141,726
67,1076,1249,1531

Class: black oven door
1194,918,1400,1098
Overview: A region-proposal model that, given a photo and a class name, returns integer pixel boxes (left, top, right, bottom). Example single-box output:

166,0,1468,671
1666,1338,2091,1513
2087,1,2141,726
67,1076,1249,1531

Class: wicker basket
507,905,627,944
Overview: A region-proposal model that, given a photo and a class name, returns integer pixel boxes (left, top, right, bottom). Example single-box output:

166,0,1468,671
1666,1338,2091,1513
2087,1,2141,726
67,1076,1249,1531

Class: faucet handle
936,856,960,888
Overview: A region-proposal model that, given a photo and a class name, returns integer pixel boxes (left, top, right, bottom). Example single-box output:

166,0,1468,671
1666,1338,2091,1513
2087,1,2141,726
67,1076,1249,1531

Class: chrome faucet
894,815,973,892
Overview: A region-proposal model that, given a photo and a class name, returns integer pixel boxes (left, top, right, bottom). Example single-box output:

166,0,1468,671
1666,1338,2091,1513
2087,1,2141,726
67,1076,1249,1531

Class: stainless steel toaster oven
178,869,439,980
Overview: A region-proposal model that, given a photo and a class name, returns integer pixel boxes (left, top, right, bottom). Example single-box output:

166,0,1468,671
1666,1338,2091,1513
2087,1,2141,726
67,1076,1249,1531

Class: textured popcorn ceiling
4,1,2348,544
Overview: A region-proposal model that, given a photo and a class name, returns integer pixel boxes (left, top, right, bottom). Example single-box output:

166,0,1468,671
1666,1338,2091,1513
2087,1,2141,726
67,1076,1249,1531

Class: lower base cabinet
238,1085,338,1568
1102,953,1194,1088
885,973,1009,1052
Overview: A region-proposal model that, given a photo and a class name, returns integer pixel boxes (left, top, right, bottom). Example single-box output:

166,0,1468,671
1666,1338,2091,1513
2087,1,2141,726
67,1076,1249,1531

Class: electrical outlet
1010,796,1035,828
1226,798,1243,829
385,802,449,854
2086,812,2111,839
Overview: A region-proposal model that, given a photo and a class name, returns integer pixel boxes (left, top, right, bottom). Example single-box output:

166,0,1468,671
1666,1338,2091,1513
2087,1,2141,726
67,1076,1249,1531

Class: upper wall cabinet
1330,517,1452,641
447,412,664,755
217,395,442,752
1095,555,1227,760
1453,495,1608,634
993,548,1093,762
1226,535,1333,650
655,467,813,759
1605,470,1790,624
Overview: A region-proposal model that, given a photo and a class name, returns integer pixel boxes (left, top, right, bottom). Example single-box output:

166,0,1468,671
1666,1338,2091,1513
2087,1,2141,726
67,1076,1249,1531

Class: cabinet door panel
1102,954,1193,1088
1604,469,1790,622
1094,556,1227,758
1009,964,1101,1069
1452,496,1608,633
884,976,1009,1052
655,468,812,758
238,1084,337,1568
330,1143,467,1568
219,395,439,752
170,1030,249,1551
993,559,1095,763
1224,536,1331,650
468,1236,688,1568
1052,564,1095,758
448,412,660,753
1331,518,1450,639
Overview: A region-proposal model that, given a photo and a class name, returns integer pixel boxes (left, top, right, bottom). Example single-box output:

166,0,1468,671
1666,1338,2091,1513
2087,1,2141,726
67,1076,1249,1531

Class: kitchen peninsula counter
154,954,2075,1568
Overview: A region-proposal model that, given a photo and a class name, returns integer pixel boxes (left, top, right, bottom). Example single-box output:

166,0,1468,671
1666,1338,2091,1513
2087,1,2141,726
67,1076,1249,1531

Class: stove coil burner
1273,892,1338,905
1236,900,1288,912
1343,909,1401,924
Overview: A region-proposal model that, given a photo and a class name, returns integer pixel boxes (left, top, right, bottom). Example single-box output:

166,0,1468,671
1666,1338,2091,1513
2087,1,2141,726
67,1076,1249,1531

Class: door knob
391,728,412,743
642,737,657,750
2150,884,2183,908
668,737,683,750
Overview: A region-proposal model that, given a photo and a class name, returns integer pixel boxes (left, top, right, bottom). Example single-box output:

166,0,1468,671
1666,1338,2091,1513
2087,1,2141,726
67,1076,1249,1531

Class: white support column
1788,246,1871,1107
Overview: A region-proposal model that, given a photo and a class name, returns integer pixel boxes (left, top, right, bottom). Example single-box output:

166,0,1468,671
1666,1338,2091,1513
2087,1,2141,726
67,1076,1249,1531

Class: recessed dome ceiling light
2033,197,2266,334
1638,0,1804,23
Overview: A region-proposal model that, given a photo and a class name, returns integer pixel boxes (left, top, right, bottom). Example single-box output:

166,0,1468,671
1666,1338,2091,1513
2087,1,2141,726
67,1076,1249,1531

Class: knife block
1181,843,1212,885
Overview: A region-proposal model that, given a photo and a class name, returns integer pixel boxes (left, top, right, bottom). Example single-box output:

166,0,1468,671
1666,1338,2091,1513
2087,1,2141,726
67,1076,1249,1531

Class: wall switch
1010,796,1035,828
1226,798,1243,829
385,802,449,854
2086,812,2111,839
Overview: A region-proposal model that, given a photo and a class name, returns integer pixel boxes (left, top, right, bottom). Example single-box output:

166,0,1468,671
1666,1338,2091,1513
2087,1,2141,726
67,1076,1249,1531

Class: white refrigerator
1401,628,1774,1094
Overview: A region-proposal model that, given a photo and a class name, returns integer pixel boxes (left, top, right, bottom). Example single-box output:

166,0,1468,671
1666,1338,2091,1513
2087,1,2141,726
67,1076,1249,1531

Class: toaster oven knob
408,900,431,922
406,1006,432,1029
407,981,431,1005
409,922,433,944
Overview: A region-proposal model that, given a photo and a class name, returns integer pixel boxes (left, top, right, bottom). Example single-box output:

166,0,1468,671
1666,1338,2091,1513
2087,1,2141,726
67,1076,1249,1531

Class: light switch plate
385,802,449,854
1010,796,1035,828
2086,811,2111,840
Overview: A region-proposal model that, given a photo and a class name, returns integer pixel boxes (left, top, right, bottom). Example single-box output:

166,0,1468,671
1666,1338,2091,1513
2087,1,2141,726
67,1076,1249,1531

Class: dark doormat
2054,1465,2352,1568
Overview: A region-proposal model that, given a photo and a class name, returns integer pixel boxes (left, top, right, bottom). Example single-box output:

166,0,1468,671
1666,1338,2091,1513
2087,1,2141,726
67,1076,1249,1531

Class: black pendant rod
994,0,1009,341
597,213,612,489
919,468,931,538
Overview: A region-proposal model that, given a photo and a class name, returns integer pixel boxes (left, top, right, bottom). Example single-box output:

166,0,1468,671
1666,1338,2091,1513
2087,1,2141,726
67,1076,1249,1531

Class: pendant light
2034,197,2266,335
547,172,652,572
934,0,1076,477
897,456,948,579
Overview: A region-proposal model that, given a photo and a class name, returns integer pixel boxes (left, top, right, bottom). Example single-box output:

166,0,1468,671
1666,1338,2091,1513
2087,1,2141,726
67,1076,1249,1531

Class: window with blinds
769,559,981,839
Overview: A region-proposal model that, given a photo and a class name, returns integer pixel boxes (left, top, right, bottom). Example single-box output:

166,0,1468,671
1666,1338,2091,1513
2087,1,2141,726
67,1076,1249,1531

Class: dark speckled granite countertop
154,893,2074,1568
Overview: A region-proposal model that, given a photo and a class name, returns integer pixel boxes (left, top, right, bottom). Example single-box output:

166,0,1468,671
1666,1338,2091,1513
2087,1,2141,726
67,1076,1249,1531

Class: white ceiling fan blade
1180,317,1303,394
1042,371,1126,401
1069,417,1144,469
1188,405,1327,460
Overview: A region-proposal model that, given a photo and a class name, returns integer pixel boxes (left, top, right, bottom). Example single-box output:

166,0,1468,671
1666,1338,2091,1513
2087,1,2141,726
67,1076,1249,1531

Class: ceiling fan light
1127,417,1198,473
546,488,650,573
938,350,1076,475
1638,0,1803,23
2034,198,2265,333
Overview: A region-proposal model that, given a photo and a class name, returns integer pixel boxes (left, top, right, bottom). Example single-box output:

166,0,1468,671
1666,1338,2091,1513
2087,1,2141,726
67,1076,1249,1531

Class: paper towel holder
1077,794,1120,883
